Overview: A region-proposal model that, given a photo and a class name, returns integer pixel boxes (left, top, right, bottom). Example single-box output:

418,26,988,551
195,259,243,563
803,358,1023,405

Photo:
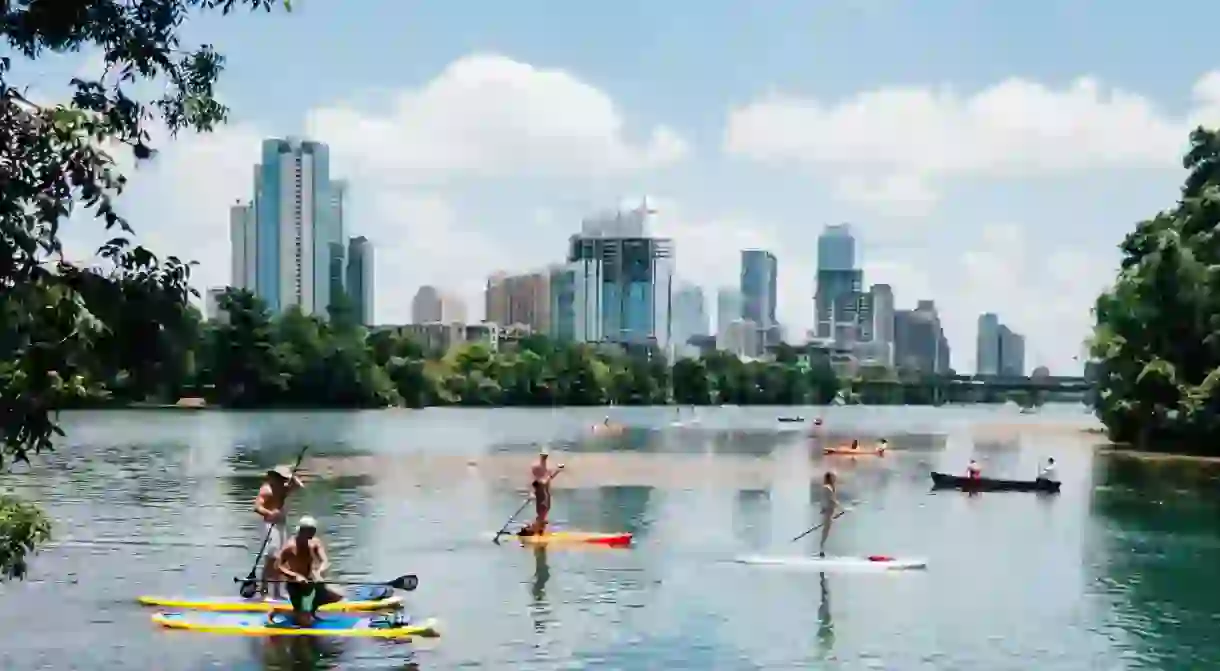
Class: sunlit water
0,404,1217,670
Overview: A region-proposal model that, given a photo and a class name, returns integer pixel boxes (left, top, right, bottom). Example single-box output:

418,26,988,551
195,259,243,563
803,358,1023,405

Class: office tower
561,201,673,350
327,181,349,314
976,313,1001,375
998,325,1026,376
740,249,778,353
894,300,951,373
412,286,442,323
867,284,895,366
486,270,553,334
814,224,867,345
229,202,256,290
204,287,226,322
345,236,373,326
716,287,743,346
245,137,343,316
671,283,708,354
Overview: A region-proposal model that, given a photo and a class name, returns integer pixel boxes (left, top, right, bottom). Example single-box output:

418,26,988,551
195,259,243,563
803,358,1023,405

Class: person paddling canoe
274,516,342,626
254,464,305,600
967,459,982,480
818,471,842,558
1038,457,1056,482
520,448,563,536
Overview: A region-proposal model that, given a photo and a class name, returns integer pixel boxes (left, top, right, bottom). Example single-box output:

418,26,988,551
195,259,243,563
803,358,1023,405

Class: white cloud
306,53,688,185
724,73,1220,212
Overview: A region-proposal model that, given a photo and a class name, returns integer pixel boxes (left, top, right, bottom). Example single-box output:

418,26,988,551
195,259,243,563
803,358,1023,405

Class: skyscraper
345,236,373,326
894,300,951,373
412,286,442,324
560,202,673,350
716,288,742,346
740,249,778,352
229,201,256,289
814,225,866,345
486,270,552,333
869,284,895,366
976,313,1001,375
249,137,340,315
671,283,708,354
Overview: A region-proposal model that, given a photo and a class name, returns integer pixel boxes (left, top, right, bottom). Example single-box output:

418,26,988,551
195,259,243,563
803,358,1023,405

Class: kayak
151,611,439,639
777,417,805,423
824,447,885,456
137,585,402,613
930,471,1061,493
501,531,633,547
734,554,927,571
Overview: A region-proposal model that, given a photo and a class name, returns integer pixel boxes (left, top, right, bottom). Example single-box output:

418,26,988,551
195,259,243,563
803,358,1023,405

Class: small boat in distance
930,471,1061,493
777,416,805,423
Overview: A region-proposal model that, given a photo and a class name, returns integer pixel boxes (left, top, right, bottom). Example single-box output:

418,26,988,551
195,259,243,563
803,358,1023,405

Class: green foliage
1,0,289,580
1089,127,1220,453
0,494,52,580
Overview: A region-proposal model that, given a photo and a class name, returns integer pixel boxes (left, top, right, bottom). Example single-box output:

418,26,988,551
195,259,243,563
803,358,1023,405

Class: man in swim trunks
254,464,304,600
274,516,343,626
819,471,841,558
520,448,563,536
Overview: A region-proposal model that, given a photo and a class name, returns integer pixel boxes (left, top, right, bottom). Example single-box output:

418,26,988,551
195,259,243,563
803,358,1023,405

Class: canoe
777,417,805,423
504,531,633,547
151,611,439,639
734,555,927,571
930,471,1061,493
137,585,402,613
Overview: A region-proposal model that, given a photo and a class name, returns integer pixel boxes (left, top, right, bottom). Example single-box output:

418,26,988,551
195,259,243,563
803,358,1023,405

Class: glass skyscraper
740,249,778,350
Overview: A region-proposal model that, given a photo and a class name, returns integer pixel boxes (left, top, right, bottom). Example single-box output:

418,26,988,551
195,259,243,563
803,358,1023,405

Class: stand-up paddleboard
151,611,439,639
138,585,402,613
733,554,927,571
490,530,633,547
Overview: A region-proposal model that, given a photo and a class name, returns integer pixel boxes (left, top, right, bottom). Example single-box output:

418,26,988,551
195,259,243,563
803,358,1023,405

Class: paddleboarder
274,516,343,626
520,448,562,536
254,464,305,600
818,471,842,558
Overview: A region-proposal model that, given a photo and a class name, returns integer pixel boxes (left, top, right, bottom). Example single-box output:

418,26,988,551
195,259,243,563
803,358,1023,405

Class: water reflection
252,635,345,670
816,573,834,657
530,547,551,633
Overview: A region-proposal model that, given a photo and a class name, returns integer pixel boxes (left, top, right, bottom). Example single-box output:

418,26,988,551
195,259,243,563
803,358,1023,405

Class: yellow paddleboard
138,585,402,613
151,611,439,639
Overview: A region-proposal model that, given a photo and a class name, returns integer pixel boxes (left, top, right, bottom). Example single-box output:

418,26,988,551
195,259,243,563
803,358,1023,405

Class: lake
0,404,1218,670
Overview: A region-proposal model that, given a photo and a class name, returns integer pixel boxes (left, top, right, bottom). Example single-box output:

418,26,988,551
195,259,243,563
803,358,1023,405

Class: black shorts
533,482,551,512
286,582,342,614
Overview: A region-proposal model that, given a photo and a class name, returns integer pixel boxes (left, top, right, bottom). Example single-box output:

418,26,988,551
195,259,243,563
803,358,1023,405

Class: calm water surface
0,404,1217,670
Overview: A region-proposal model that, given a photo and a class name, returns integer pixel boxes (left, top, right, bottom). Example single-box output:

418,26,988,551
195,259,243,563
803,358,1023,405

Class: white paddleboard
733,554,927,571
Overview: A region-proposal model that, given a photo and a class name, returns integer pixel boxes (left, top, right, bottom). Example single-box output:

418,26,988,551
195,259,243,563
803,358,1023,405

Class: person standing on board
966,459,982,480
274,516,342,626
520,448,562,536
254,464,305,600
876,439,889,455
818,471,842,558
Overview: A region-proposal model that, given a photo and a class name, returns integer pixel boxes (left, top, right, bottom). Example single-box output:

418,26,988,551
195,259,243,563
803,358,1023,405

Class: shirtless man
520,448,563,536
274,516,343,626
253,465,304,600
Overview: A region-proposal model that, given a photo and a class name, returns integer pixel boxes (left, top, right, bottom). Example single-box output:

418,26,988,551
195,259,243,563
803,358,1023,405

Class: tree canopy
1,0,288,579
1089,127,1220,453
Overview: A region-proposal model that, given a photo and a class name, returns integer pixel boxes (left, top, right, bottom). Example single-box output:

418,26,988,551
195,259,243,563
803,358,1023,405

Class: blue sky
33,0,1220,373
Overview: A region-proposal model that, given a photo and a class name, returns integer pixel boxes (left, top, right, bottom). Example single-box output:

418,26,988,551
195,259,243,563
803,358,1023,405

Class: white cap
297,516,318,531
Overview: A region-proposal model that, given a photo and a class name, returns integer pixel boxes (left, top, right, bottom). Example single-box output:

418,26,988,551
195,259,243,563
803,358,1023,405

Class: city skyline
49,2,1220,374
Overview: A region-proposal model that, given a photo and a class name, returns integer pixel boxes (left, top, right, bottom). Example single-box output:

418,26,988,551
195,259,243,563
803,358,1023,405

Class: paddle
238,574,420,591
238,445,309,599
789,506,858,543
492,463,565,544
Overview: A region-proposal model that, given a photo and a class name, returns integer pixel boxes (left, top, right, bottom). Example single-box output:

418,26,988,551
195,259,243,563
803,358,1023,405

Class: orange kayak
824,447,886,456
511,531,633,547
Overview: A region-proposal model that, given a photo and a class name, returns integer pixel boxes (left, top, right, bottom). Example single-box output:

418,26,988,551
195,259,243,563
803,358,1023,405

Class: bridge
847,373,1094,405
939,374,1092,393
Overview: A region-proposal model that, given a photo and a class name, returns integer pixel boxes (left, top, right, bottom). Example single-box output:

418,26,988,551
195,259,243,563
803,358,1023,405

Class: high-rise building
205,287,226,323
229,202,256,290
894,300,951,373
412,286,442,323
814,224,868,345
240,137,343,316
486,270,553,334
976,313,1024,376
716,287,742,347
976,313,1001,375
345,236,373,326
741,250,778,353
327,181,349,314
557,202,673,350
866,284,895,366
671,283,708,354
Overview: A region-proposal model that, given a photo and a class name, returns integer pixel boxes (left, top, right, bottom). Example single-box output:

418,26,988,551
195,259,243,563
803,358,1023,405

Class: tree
0,0,289,579
1089,127,1220,453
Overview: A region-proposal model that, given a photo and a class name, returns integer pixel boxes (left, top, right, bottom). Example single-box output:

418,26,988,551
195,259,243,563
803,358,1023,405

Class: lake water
0,404,1218,670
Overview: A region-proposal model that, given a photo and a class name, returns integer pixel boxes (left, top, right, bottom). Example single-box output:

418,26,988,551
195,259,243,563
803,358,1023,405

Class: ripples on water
0,406,1216,670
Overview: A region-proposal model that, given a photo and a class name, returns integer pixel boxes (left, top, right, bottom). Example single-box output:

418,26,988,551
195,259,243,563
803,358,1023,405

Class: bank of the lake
1,404,1217,670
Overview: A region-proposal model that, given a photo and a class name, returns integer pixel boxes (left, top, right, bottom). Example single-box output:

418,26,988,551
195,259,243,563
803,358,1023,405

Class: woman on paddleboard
819,471,841,558
521,448,562,536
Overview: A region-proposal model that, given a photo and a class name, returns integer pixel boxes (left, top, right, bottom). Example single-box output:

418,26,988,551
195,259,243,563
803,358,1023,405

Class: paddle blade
238,578,258,599
390,574,419,591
